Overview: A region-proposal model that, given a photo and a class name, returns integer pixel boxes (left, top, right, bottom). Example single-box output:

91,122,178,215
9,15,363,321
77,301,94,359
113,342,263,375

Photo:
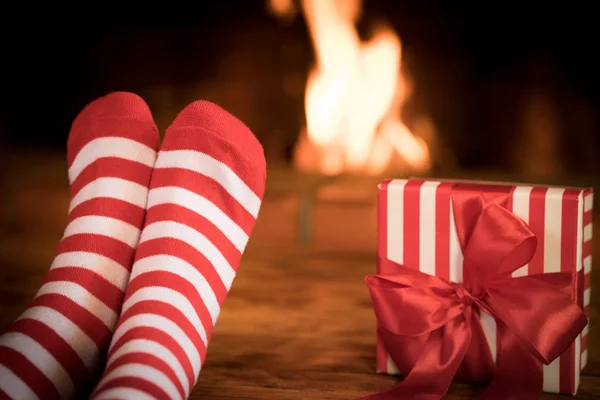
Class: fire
268,0,431,175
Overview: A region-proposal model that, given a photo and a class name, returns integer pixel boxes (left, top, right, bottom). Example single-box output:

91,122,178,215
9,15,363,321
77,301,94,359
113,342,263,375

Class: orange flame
269,0,431,175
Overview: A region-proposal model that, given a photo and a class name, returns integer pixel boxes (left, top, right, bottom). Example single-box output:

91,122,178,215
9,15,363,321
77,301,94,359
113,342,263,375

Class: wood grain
188,246,600,399
0,153,598,399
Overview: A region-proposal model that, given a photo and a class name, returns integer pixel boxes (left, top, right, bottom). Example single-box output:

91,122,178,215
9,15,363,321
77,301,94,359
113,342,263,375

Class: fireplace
0,0,597,258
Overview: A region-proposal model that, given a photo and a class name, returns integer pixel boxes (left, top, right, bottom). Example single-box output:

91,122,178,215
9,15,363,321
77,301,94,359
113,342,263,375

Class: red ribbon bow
359,184,588,400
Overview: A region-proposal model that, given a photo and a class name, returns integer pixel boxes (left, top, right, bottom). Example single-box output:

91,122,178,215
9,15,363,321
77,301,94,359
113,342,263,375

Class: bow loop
462,204,537,296
484,275,588,364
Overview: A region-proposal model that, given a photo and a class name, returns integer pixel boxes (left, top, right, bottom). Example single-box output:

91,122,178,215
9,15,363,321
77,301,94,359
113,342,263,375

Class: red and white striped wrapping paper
376,179,594,395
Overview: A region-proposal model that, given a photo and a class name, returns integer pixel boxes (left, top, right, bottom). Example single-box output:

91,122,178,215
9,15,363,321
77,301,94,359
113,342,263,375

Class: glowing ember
269,0,432,175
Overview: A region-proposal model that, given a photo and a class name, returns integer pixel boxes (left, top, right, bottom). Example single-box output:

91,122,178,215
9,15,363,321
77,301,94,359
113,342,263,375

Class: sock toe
68,92,158,166
167,100,266,173
86,92,152,119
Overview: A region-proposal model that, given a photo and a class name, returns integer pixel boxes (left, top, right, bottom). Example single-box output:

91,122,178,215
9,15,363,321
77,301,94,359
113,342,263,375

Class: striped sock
0,92,159,400
90,101,267,400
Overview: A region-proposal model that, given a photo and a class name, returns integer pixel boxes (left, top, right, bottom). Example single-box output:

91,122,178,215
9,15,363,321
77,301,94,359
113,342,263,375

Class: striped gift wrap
376,179,593,395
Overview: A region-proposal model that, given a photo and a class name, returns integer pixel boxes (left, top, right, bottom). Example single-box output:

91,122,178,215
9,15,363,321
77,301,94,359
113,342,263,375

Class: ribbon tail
455,310,495,383
356,312,472,400
479,322,543,400
378,327,427,376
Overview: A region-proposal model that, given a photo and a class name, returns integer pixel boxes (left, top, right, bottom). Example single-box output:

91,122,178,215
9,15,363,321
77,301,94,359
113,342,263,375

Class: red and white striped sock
0,92,159,400
90,101,266,400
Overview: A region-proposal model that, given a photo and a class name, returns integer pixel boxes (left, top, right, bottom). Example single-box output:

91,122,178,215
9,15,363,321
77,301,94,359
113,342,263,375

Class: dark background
0,0,597,174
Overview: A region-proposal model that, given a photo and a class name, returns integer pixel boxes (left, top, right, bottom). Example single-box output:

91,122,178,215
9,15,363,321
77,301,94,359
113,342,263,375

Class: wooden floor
0,152,598,399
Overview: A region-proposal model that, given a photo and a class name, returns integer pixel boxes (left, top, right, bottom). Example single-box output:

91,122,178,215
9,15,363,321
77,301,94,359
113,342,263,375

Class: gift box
371,179,593,397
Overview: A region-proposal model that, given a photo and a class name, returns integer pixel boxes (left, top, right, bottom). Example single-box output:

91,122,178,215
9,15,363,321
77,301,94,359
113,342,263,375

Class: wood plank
3,251,599,399
1,151,599,399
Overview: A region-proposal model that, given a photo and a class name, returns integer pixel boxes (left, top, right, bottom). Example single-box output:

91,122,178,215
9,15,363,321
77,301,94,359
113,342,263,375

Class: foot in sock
90,101,267,400
0,92,159,400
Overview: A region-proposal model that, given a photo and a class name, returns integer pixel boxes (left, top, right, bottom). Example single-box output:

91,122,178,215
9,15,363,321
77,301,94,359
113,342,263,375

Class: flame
266,0,298,21
269,0,431,175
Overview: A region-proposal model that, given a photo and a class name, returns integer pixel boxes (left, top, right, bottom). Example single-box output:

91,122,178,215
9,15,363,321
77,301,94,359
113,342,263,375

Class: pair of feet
0,92,267,400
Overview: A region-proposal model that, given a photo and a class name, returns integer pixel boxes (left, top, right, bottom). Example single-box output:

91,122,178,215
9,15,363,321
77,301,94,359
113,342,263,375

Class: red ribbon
359,184,588,400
